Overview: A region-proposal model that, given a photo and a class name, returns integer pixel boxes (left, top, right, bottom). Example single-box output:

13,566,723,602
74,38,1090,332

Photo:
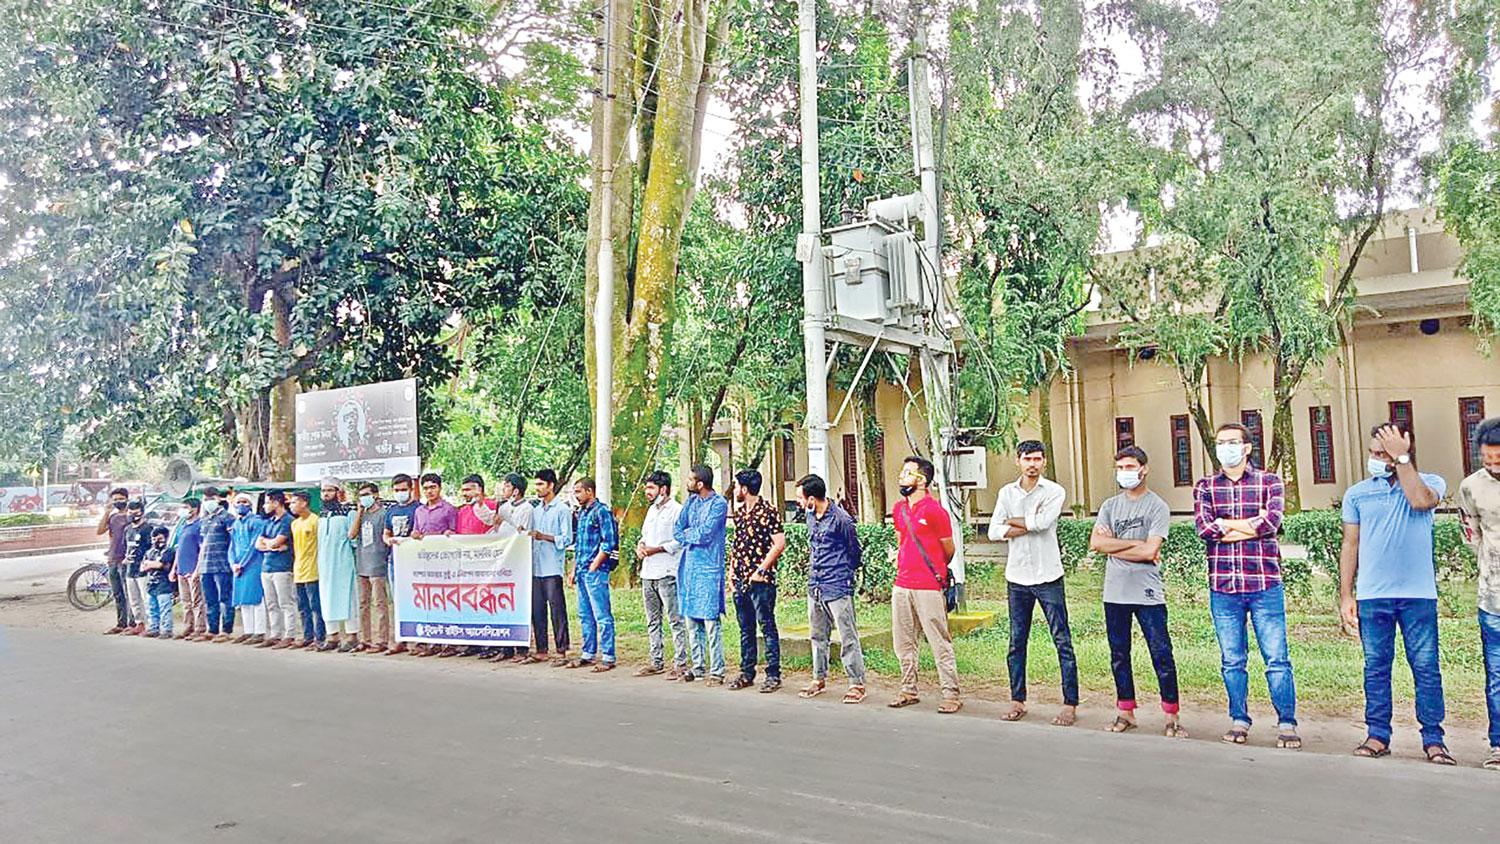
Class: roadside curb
0,543,105,561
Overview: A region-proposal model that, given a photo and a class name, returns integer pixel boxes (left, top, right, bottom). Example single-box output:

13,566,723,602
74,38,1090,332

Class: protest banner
294,378,420,481
391,533,532,646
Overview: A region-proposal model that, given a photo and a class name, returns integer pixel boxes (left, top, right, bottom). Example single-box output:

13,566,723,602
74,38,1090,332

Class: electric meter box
945,445,988,488
823,218,927,330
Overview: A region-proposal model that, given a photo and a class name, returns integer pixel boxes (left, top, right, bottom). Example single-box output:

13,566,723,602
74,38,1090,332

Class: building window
872,434,886,484
1309,406,1336,484
841,433,860,516
1461,397,1487,476
781,433,796,482
1171,415,1192,486
1115,417,1135,451
1241,410,1265,469
1389,400,1414,442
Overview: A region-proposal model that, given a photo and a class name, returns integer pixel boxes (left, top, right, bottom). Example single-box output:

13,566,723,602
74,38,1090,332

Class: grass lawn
576,564,1491,722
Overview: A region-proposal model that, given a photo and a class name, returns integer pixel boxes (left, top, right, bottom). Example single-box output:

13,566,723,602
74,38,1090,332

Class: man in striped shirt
1194,422,1299,750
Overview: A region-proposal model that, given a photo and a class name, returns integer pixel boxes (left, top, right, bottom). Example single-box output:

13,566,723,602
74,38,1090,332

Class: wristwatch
1395,454,1411,465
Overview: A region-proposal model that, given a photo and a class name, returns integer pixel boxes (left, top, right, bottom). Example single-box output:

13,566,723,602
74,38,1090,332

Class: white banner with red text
392,534,531,646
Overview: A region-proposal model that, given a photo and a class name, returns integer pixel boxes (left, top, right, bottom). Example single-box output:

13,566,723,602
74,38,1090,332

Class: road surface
1,625,1496,843
0,549,100,599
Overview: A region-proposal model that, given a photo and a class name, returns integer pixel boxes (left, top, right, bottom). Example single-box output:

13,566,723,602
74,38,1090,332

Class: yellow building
702,208,1495,520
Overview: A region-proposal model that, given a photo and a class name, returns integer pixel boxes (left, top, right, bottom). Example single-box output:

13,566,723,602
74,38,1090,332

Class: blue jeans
1007,579,1079,706
1210,583,1297,728
1104,602,1179,712
202,571,234,634
1479,610,1500,748
1359,598,1445,746
733,582,780,682
688,616,725,679
147,592,175,636
296,582,325,643
575,569,615,663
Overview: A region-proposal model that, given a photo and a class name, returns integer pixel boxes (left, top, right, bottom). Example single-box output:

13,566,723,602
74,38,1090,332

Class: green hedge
1283,508,1477,582
0,513,51,528
1055,518,1209,590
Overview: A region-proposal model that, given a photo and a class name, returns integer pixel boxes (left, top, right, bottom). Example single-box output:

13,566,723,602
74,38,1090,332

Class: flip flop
1107,716,1136,733
1001,707,1027,722
1276,733,1303,751
1353,741,1390,758
937,699,962,715
887,695,921,708
1424,745,1457,766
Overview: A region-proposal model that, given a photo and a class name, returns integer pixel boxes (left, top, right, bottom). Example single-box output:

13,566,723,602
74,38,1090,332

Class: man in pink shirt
454,474,500,658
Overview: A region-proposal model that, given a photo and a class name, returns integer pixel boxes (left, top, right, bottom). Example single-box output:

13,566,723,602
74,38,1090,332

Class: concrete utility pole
909,4,966,591
798,0,829,483
593,0,617,503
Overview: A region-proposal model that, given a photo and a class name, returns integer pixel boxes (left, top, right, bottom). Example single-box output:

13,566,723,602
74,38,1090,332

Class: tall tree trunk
854,382,886,522
228,394,271,480
268,290,297,481
1269,354,1302,512
1037,369,1058,481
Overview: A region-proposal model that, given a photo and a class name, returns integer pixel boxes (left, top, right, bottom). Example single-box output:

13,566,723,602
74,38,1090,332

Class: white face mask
1216,443,1246,468
1116,469,1142,490
201,499,219,515
395,490,411,504
1367,457,1393,479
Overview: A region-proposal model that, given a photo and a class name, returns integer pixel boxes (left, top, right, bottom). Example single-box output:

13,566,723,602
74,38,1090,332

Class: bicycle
67,559,114,612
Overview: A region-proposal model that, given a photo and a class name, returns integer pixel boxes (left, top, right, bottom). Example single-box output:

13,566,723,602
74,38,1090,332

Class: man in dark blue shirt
255,491,298,649
795,474,866,703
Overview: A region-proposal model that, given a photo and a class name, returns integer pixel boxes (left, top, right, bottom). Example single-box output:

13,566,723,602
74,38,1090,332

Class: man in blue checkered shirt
568,477,618,672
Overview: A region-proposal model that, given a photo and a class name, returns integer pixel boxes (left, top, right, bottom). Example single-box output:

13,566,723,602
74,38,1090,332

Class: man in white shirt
988,440,1077,726
487,473,537,662
634,470,688,677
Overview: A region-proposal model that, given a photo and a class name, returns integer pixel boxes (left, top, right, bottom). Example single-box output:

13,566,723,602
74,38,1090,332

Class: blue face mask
359,494,375,508
235,503,251,516
395,490,411,504
1367,457,1393,479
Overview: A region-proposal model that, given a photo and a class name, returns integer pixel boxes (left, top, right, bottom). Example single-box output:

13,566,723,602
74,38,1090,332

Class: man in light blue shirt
1339,423,1451,764
674,464,729,684
525,468,573,666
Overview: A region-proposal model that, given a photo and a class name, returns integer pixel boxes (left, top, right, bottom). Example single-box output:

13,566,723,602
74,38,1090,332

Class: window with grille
1309,406,1335,484
781,434,796,482
1241,410,1265,469
1461,397,1487,476
1115,417,1135,451
1171,415,1192,486
841,433,859,516
1388,400,1414,443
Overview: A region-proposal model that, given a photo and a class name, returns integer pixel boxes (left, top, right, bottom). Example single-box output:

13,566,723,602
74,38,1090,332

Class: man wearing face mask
98,487,135,634
889,456,961,713
122,500,153,636
350,482,390,653
318,479,361,653
170,498,206,640
382,473,421,655
1341,423,1450,764
796,474,866,703
1091,447,1181,736
196,487,237,642
1459,416,1500,772
229,493,267,645
673,465,729,684
1195,422,1298,749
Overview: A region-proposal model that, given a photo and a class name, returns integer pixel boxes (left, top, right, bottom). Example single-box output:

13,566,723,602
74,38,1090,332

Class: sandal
842,685,866,704
1276,733,1303,750
1107,716,1136,733
1163,722,1188,738
1353,741,1390,758
727,675,755,690
937,699,962,715
1221,728,1249,745
1483,749,1500,771
797,681,827,699
1424,744,1457,766
887,695,921,708
1001,706,1027,722
590,662,616,673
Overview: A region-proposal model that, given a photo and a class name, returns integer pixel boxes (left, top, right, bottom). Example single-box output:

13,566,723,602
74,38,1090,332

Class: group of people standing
93,414,1500,769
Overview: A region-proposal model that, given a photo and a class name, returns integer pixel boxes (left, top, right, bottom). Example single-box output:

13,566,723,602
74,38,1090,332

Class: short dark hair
535,468,558,486
265,490,287,505
1370,422,1412,439
109,487,128,498
289,491,310,504
734,469,762,495
358,481,379,494
151,526,170,538
504,472,526,491
461,474,485,490
645,470,671,490
1114,446,1149,465
127,499,144,510
1216,422,1249,440
1476,417,1500,448
690,464,714,489
183,497,201,510
575,477,597,492
902,455,935,485
1016,440,1046,457
391,473,413,487
419,472,442,486
202,486,221,499
796,474,827,500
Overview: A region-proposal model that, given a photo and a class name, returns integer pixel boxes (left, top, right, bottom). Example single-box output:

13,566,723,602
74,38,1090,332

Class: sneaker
727,675,755,690
759,677,782,694
635,665,665,677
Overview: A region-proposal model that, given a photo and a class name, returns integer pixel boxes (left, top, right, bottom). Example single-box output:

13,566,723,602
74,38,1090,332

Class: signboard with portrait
294,378,420,481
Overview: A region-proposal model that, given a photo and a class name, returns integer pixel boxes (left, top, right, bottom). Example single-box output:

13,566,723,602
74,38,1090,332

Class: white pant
239,602,268,635
327,620,359,636
261,572,298,639
125,575,148,627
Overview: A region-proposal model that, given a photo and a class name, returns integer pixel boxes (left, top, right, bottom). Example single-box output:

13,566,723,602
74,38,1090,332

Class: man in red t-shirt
889,456,961,713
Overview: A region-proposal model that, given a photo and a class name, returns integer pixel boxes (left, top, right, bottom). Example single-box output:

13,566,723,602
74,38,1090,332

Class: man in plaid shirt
1194,422,1300,750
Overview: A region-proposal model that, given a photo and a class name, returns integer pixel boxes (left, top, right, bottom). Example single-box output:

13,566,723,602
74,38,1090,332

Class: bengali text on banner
392,533,532,646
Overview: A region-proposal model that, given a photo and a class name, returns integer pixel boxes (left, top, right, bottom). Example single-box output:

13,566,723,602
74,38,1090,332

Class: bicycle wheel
67,563,113,612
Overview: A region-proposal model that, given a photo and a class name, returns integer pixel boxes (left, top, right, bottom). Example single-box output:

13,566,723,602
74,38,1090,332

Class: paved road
0,549,100,599
2,626,1496,844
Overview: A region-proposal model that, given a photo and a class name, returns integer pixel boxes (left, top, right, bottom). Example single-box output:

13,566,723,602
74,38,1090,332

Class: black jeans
1104,602,1180,712
1007,578,1079,706
733,582,780,682
108,562,130,628
532,575,569,654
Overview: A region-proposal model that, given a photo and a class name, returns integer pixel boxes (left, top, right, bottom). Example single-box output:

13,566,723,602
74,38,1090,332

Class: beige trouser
891,586,960,699
358,576,391,646
178,574,207,632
